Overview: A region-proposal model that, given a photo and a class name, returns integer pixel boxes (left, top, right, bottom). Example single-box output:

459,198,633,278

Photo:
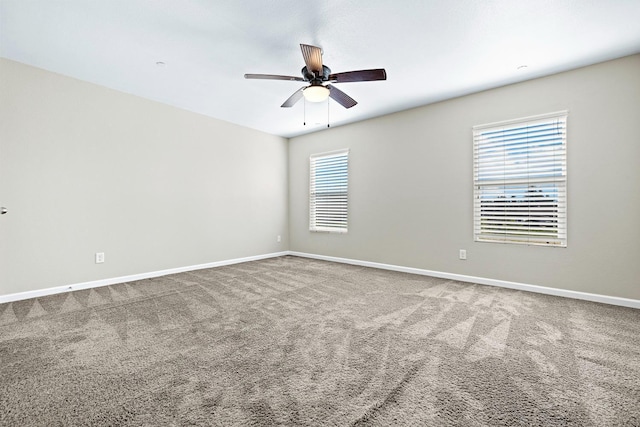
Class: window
310,149,349,233
473,112,567,246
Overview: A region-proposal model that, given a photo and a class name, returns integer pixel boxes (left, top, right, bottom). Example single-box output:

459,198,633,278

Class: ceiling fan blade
244,74,305,81
281,87,304,108
300,44,323,75
327,84,357,109
328,69,387,83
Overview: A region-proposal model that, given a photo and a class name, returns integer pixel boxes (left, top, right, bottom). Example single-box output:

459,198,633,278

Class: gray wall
289,54,640,300
0,59,288,296
3,55,639,301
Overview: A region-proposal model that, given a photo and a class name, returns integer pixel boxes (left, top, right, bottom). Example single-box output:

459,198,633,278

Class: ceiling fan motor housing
302,65,331,82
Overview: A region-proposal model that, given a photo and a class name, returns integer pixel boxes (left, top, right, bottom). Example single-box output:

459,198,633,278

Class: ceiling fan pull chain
303,97,306,126
327,99,330,128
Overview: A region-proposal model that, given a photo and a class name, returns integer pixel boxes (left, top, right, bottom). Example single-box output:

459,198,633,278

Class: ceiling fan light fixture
303,85,330,102
245,44,385,109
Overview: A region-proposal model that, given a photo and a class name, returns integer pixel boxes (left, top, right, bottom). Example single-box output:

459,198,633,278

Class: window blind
310,149,349,233
473,112,567,246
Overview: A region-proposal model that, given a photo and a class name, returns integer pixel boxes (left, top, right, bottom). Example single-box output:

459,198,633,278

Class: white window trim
473,111,568,247
309,148,349,233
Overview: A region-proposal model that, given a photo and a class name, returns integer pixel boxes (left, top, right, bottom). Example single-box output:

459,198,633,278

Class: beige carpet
1,255,639,426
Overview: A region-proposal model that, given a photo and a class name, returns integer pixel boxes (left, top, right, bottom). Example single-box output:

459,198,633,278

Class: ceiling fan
244,44,387,109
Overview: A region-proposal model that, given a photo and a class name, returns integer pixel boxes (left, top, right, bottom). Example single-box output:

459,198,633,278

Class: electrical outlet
277,235,281,243
95,252,105,264
459,249,467,260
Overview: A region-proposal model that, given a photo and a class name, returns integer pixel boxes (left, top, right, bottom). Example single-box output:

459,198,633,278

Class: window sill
310,228,348,234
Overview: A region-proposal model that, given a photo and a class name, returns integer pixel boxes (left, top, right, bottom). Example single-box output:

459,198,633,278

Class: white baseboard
3,250,639,310
288,251,640,310
0,251,289,304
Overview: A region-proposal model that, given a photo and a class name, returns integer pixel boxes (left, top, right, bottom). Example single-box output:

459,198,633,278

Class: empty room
1,1,639,425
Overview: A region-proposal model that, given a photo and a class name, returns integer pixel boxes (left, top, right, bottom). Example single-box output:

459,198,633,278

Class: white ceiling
1,0,640,138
